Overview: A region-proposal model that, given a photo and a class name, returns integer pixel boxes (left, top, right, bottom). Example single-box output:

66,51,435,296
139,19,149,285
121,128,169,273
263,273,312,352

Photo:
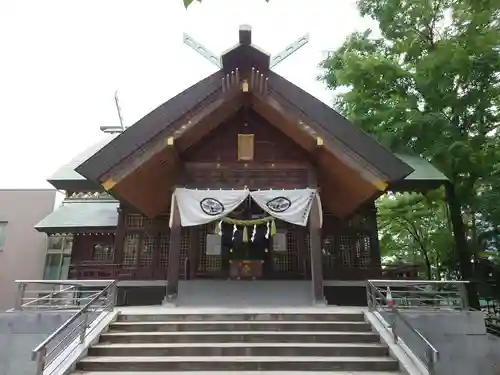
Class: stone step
108,320,372,332
99,331,381,344
89,342,389,357
116,313,366,322
74,372,402,375
76,355,400,372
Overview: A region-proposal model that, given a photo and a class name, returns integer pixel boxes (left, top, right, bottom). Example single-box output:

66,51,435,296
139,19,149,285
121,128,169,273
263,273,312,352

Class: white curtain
250,188,317,227
173,188,249,227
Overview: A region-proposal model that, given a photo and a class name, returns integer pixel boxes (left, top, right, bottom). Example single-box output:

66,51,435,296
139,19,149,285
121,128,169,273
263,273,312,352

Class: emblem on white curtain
250,188,317,227
173,188,249,227
266,196,292,212
200,198,225,216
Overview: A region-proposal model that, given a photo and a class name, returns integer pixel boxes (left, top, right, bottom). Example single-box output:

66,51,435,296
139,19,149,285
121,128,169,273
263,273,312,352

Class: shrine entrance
194,198,310,281
171,187,318,285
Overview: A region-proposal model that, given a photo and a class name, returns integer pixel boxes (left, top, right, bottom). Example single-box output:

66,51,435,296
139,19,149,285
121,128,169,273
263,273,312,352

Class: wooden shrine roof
34,199,119,233
64,26,445,217
48,134,117,191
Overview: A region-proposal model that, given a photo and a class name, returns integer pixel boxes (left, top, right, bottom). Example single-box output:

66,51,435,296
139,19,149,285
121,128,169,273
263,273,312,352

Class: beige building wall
0,189,56,310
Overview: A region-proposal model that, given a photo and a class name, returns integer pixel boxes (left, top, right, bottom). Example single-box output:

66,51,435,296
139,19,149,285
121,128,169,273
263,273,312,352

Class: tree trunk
445,182,479,309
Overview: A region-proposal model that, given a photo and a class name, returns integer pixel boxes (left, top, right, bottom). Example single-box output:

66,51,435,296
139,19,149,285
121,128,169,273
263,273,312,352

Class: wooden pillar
166,198,182,299
309,195,324,304
296,227,308,279
368,202,382,277
114,206,126,265
188,226,200,279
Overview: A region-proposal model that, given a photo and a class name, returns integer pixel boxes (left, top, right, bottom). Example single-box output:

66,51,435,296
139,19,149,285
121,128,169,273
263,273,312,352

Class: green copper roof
35,200,119,233
396,153,449,181
47,135,118,183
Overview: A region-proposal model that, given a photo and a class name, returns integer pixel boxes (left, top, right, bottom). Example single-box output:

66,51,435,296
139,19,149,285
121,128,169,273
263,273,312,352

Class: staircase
74,310,401,373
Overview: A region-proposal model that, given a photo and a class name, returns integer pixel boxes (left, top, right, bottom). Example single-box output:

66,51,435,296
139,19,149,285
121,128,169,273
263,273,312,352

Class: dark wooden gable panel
182,109,313,163
76,70,225,183
267,71,414,183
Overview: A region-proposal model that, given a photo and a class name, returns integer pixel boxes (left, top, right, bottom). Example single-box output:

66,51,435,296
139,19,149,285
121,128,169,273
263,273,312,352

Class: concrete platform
177,280,315,307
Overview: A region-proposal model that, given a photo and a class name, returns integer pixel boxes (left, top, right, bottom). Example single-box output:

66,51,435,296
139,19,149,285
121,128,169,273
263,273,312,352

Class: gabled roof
76,26,412,186
48,135,118,191
267,72,412,180
76,72,224,183
392,153,449,191
35,199,119,233
74,25,416,218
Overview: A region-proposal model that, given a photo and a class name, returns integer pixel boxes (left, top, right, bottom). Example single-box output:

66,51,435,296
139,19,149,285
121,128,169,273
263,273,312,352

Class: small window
43,254,62,280
238,134,254,161
47,236,64,252
0,222,7,251
91,243,114,262
63,237,73,253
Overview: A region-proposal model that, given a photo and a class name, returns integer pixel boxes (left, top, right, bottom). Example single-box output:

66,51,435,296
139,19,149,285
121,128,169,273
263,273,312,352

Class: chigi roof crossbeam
183,25,309,72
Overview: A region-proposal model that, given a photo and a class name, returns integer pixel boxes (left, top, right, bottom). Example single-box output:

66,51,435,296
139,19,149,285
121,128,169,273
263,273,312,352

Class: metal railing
30,280,117,375
367,279,470,311
367,280,454,375
13,280,116,311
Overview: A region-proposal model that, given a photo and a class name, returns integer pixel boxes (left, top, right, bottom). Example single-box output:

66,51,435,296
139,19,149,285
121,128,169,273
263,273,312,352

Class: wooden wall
67,107,381,281
180,109,314,189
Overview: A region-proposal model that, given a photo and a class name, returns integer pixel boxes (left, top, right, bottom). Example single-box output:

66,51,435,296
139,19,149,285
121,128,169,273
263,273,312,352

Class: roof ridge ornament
183,33,222,69
183,25,309,70
270,34,309,68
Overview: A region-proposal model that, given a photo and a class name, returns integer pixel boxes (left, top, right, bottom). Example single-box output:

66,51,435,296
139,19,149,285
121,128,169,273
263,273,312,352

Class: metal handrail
366,280,439,374
14,280,118,311
31,280,117,374
368,279,470,310
20,285,76,308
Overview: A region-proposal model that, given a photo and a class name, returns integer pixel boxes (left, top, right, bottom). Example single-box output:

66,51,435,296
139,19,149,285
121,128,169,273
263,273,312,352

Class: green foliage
378,191,456,279
320,0,500,278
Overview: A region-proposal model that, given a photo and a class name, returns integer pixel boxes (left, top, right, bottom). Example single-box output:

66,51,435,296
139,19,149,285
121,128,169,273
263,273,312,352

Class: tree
319,0,500,302
378,191,455,280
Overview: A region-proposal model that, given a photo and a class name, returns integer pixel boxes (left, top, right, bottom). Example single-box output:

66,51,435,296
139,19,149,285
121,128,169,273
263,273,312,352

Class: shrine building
34,26,450,306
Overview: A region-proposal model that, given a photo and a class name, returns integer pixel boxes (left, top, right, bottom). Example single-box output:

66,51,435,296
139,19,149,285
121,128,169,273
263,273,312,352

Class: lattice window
123,233,140,266
338,233,371,268
139,233,155,267
91,243,114,262
355,235,371,269
198,225,222,272
272,229,295,273
322,235,336,270
159,232,169,269
126,214,144,229
339,235,353,267
179,229,190,277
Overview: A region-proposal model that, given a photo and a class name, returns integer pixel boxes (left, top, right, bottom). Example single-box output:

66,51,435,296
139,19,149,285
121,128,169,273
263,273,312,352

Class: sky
0,0,376,189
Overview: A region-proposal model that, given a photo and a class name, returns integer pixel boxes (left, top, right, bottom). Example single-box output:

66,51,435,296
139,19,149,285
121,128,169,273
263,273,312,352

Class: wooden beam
252,94,316,152
99,92,241,186
175,94,243,151
111,149,178,218
256,92,390,188
309,193,324,304
113,205,126,265
100,136,180,188
166,197,182,300
188,226,200,279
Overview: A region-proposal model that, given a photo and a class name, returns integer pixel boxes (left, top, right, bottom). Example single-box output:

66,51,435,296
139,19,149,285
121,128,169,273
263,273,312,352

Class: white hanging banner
173,188,249,227
317,193,323,228
250,188,317,227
